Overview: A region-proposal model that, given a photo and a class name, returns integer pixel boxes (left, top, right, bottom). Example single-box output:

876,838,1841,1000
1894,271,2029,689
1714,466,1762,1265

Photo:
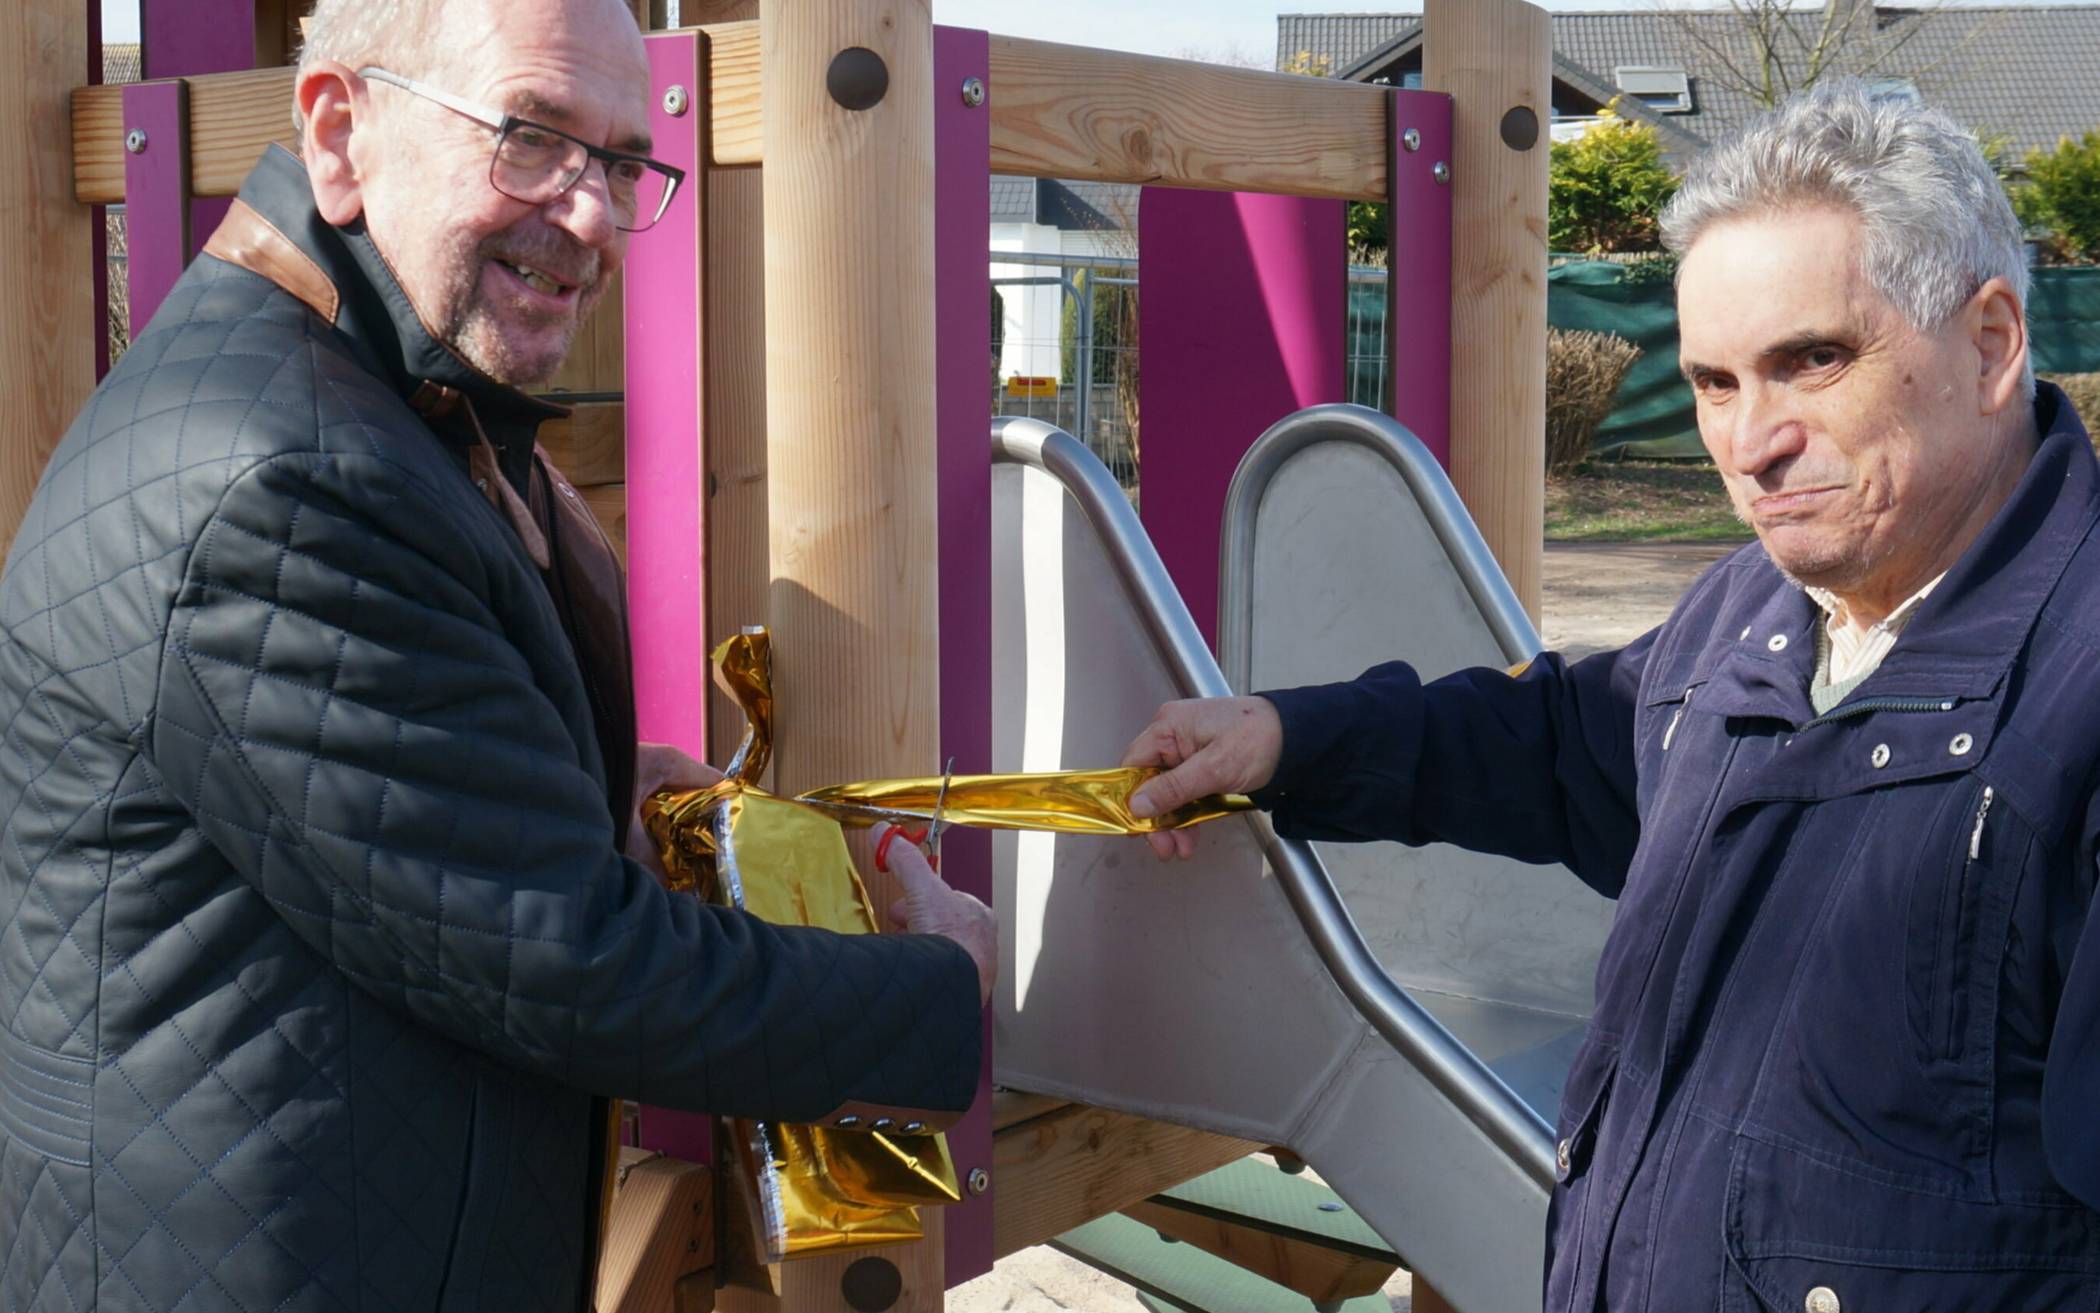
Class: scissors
874,755,954,875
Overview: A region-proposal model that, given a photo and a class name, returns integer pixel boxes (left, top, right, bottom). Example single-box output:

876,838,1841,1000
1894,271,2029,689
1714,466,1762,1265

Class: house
1276,4,2100,165
990,177,1137,385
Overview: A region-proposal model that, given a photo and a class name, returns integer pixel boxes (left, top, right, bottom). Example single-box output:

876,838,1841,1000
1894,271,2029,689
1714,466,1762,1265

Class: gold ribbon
642,630,1249,1262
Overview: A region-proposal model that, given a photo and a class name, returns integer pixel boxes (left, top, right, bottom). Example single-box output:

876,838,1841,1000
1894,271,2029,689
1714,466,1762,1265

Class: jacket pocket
1904,776,2021,1065
1544,1042,1621,1311
1724,1134,2100,1313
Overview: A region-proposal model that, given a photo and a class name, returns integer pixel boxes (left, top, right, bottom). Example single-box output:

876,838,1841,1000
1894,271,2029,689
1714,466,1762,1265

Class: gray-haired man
1125,82,2100,1310
0,0,992,1308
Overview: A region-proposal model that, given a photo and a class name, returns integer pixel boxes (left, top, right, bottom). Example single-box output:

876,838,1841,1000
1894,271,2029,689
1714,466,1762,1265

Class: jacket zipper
1663,704,1685,751
1800,695,1957,731
1968,785,1995,860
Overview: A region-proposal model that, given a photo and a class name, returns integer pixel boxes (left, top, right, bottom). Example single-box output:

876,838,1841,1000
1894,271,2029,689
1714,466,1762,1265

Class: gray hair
1661,79,2029,356
294,0,444,131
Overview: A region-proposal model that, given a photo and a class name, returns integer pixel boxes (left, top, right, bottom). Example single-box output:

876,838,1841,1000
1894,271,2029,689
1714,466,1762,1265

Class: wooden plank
1,0,97,554
993,1105,1258,1260
537,402,626,487
992,1090,1069,1133
71,23,763,205
987,37,1389,202
1122,1158,1398,1304
596,1149,716,1313
1054,1214,1389,1313
1426,0,1550,621
73,27,1394,204
543,275,626,395
756,0,943,1306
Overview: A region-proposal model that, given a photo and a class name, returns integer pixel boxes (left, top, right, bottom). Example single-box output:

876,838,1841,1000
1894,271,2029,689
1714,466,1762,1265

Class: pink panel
623,31,712,1164
933,23,994,1290
91,0,109,379
122,81,191,339
143,0,254,247
1138,190,1348,645
1387,91,1455,467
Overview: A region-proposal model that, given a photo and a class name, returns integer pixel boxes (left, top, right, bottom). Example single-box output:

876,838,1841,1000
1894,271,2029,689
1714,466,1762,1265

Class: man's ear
298,61,366,226
1970,275,2029,417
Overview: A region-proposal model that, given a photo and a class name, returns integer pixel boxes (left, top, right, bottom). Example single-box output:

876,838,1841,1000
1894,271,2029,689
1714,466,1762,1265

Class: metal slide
990,408,1615,1313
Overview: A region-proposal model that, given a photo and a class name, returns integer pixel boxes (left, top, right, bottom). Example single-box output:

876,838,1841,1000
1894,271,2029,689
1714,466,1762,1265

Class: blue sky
101,0,2100,60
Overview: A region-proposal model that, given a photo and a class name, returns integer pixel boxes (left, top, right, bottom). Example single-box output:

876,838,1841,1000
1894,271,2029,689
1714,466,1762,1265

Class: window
1869,76,1921,103
1613,66,1693,114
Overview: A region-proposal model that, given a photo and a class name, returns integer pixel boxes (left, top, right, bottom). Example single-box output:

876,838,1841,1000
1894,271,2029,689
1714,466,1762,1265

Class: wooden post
748,1,944,1310
1424,0,1550,622
1,0,97,554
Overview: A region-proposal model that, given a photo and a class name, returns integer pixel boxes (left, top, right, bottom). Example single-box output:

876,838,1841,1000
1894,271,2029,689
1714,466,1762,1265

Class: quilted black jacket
0,147,981,1310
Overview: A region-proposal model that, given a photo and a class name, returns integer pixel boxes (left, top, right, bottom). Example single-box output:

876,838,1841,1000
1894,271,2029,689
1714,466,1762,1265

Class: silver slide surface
990,409,1610,1312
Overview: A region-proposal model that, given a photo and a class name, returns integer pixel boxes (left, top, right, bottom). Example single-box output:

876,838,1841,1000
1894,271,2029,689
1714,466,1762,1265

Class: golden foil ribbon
642,630,1250,1262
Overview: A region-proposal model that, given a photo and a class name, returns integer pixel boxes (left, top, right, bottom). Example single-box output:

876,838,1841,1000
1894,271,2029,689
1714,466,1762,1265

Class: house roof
989,176,1140,231
103,42,141,85
1277,7,2100,159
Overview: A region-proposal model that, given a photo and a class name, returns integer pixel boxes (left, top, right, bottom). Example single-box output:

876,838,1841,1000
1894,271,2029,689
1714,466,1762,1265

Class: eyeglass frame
357,66,685,232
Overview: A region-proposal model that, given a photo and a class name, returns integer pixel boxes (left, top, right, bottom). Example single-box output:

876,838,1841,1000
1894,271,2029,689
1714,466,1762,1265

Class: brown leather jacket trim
202,199,342,325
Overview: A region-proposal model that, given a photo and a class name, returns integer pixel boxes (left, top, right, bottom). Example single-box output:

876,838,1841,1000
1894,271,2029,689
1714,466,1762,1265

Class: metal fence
990,249,1392,487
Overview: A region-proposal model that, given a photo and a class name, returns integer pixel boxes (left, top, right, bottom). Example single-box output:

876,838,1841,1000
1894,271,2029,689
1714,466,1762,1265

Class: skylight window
1613,66,1693,114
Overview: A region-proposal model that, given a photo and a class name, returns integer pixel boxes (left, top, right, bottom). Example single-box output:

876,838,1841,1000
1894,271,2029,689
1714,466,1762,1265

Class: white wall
990,221,1066,382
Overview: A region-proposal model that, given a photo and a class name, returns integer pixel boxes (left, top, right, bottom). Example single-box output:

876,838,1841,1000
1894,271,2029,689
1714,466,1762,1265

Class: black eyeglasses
359,66,685,233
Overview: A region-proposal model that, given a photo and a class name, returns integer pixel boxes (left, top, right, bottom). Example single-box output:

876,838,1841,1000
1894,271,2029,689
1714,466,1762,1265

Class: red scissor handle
874,824,937,874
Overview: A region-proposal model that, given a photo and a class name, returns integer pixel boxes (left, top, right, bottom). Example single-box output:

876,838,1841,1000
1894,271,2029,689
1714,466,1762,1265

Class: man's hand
880,827,998,1007
626,742,725,880
1121,696,1284,861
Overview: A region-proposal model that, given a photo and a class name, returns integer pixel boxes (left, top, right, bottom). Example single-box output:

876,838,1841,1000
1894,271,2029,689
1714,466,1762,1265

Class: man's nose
1723,383,1807,477
548,159,621,249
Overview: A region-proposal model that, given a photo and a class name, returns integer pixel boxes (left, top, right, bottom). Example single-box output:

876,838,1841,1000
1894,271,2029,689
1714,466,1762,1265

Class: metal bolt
967,1167,991,1196
1433,161,1451,185
662,84,690,117
125,128,148,155
961,77,986,108
1317,1201,1346,1213
1402,127,1421,152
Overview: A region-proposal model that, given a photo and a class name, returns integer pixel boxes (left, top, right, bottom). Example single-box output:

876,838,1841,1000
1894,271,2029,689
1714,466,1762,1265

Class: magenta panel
1387,91,1455,467
932,23,994,1290
1137,189,1348,645
122,81,192,339
91,0,109,379
143,0,254,247
623,31,712,1165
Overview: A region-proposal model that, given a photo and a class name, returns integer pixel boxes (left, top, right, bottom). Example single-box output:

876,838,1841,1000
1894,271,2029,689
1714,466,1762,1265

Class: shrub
2014,131,2100,264
2042,372,2100,428
1547,328,1643,474
1548,101,1680,255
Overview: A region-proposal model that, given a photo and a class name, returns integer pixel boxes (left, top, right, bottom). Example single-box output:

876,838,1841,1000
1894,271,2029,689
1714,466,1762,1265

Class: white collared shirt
1806,572,1947,686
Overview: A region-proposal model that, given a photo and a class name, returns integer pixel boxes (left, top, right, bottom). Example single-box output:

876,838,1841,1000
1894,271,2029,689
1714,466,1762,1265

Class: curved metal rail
990,414,1558,1191
1219,403,1542,686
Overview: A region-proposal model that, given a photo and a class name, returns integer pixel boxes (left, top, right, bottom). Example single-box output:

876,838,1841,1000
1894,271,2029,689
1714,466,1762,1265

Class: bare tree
1650,0,2001,110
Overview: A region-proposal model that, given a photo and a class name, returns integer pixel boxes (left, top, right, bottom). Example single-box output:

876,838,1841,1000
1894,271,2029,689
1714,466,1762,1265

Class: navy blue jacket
1256,386,2100,1311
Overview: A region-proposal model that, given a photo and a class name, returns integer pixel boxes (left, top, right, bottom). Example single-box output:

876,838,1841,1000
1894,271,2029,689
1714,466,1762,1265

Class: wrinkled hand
626,742,725,880
1121,696,1283,861
879,826,998,1007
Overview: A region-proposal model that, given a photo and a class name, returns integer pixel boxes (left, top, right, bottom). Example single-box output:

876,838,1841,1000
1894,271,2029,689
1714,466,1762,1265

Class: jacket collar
207,145,566,453
1699,383,2098,722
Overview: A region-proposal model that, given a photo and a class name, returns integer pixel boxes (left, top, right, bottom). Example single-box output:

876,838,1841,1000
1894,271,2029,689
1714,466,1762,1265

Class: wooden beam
1426,0,1550,621
71,23,764,205
596,1149,716,1313
1122,1198,1398,1304
537,401,627,487
752,2,941,1310
987,37,1388,202
73,27,1395,205
992,1090,1070,1133
1,0,97,554
993,1105,1258,1260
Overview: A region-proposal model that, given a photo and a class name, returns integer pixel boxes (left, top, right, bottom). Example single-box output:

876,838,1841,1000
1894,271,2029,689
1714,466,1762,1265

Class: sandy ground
948,541,1742,1313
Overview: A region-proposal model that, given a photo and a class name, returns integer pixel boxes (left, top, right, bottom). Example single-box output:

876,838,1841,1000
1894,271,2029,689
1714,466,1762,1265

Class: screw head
662,84,690,117
1402,127,1421,152
967,1167,991,1195
961,77,986,108
1433,161,1451,185
125,128,148,155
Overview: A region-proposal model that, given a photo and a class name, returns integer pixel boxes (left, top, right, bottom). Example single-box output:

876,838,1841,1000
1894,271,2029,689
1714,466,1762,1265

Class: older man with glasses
0,0,993,1309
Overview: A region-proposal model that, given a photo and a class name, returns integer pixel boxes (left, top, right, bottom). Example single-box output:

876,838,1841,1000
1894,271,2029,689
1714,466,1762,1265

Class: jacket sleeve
1249,629,1654,897
150,450,981,1125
